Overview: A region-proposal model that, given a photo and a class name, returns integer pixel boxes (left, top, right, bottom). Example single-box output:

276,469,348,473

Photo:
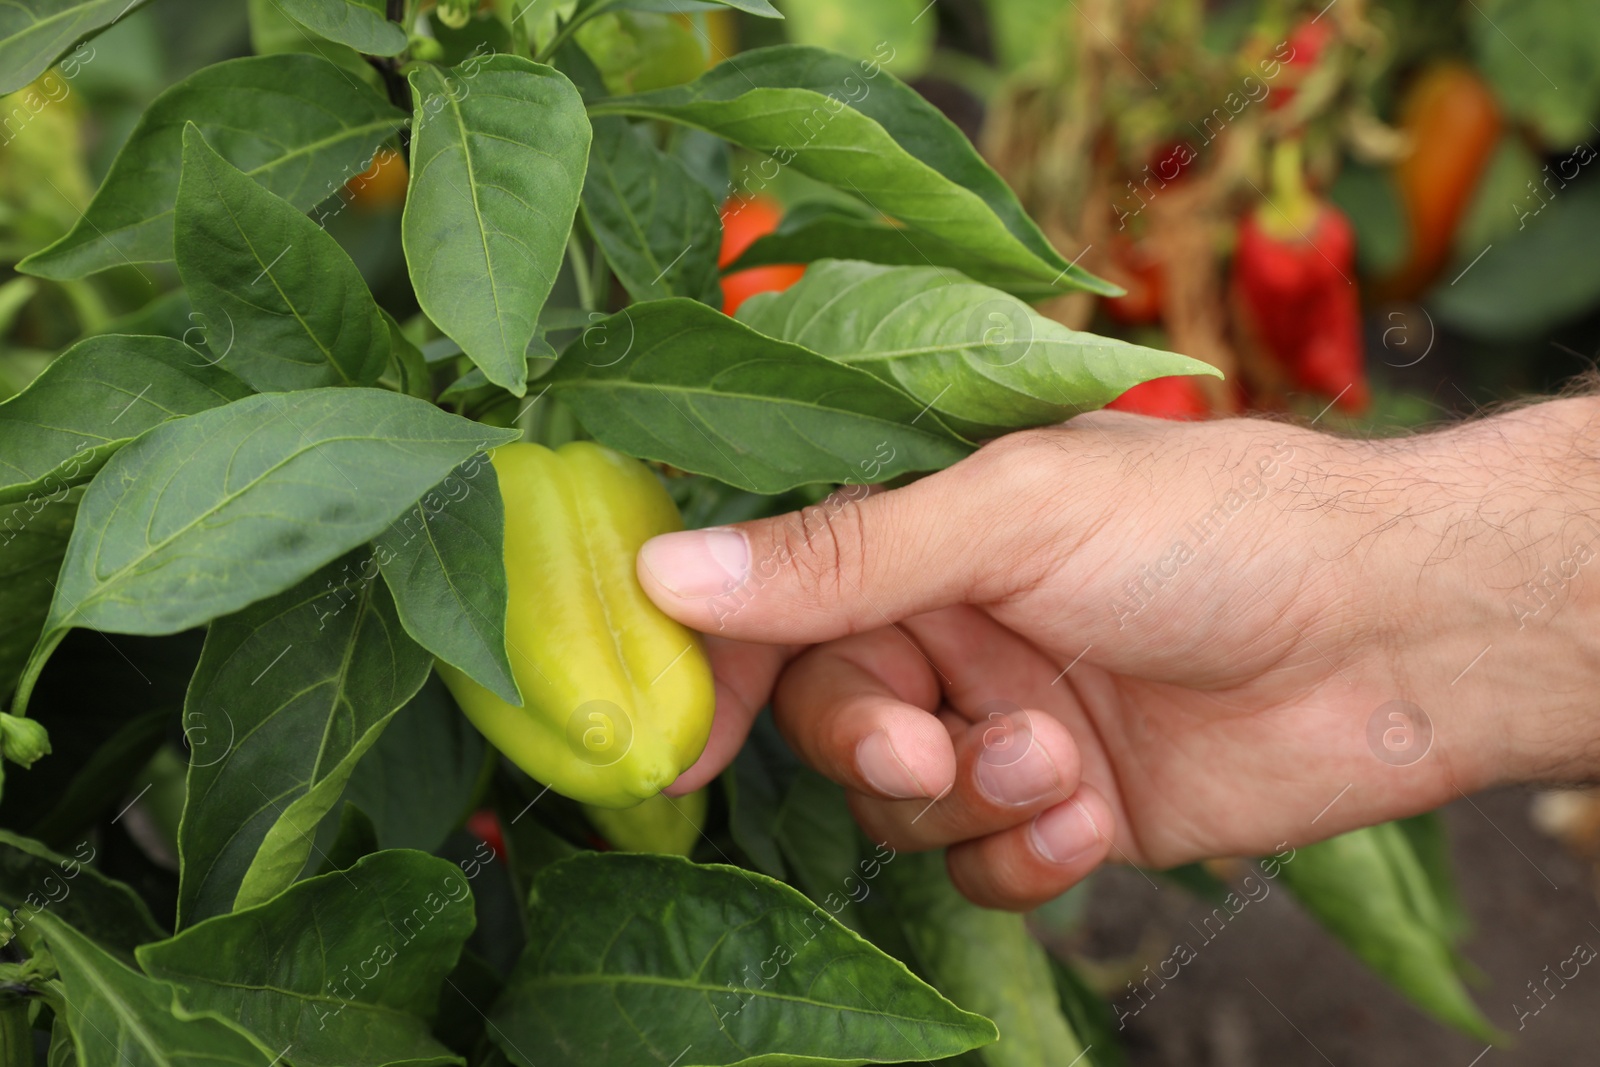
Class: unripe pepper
438,443,715,809
1233,140,1368,412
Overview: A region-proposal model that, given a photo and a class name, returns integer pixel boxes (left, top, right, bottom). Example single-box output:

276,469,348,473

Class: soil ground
1078,787,1600,1066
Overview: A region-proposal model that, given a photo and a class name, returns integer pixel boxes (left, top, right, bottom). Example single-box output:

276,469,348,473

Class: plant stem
567,235,595,311
534,0,616,64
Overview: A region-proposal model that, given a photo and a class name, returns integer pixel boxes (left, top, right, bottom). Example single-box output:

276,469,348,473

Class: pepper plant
0,1,1497,1064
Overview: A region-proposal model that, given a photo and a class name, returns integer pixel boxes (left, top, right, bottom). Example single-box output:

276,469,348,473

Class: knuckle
771,500,869,611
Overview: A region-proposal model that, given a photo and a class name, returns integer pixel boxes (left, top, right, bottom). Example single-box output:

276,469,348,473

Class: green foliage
0,4,1488,1064
489,853,998,1066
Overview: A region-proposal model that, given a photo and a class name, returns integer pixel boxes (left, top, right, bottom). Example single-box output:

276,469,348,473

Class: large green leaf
32,913,274,1067
0,830,164,955
175,557,432,925
404,56,591,396
1470,0,1600,148
18,54,407,279
275,0,405,55
0,335,251,507
546,298,972,492
582,116,723,305
142,850,474,1067
0,0,147,96
375,457,519,705
1430,180,1600,340
0,496,73,700
489,853,998,1066
341,675,486,853
592,45,1112,296
14,389,514,714
1277,823,1498,1041
882,850,1089,1067
174,126,389,392
739,260,1220,435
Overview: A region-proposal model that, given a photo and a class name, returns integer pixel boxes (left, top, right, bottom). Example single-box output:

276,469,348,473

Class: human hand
637,404,1600,908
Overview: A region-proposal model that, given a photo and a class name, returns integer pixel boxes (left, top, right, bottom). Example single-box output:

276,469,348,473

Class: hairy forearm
1357,396,1600,788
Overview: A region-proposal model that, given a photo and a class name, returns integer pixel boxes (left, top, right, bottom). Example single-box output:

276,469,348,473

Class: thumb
638,459,1025,643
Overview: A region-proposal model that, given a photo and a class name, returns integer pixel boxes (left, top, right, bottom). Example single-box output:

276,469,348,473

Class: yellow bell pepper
438,442,714,809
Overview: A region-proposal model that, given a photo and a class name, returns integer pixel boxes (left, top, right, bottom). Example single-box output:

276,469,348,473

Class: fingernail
1030,799,1102,865
856,730,928,799
974,717,1059,806
639,528,749,598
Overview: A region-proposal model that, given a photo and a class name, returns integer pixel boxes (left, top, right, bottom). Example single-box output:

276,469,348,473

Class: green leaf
0,496,73,700
0,830,164,955
1050,958,1127,1067
174,125,390,391
489,853,998,1066
246,0,377,85
738,260,1220,435
1470,0,1600,148
1395,812,1470,943
0,0,147,96
375,457,519,705
881,849,1089,1067
142,850,474,1067
342,675,488,853
175,557,432,925
1277,824,1499,1041
592,45,1113,296
0,335,251,508
404,56,591,396
275,0,406,55
728,209,1063,300
1430,179,1600,340
547,298,973,493
19,54,407,279
33,912,275,1067
582,117,723,304
31,388,515,652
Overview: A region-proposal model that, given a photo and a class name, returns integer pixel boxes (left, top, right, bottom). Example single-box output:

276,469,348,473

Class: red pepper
718,195,805,315
1269,16,1336,115
1232,140,1368,412
466,809,505,862
1106,375,1210,420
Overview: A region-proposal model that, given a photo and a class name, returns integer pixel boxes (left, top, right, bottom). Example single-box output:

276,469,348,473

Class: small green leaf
143,850,474,1067
593,46,1112,296
0,335,251,507
375,456,519,704
175,125,390,391
739,260,1219,435
38,389,515,641
0,1,147,96
33,912,274,1067
1277,824,1500,1041
882,849,1090,1067
0,496,74,700
19,54,407,279
274,0,406,55
489,853,998,1066
404,56,591,395
583,116,723,304
547,298,973,493
176,557,432,925
0,830,164,956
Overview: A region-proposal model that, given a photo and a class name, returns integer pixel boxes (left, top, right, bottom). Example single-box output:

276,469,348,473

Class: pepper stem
1257,138,1320,240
